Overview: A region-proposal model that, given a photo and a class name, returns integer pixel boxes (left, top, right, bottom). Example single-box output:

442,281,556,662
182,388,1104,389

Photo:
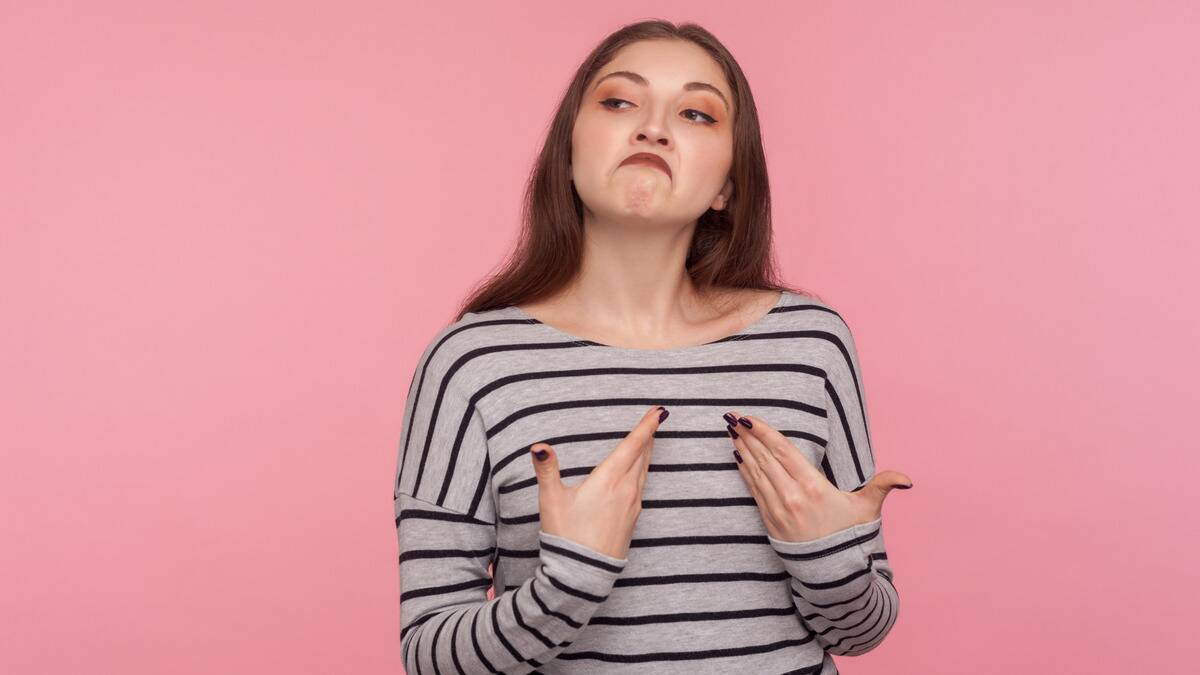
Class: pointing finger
600,405,667,479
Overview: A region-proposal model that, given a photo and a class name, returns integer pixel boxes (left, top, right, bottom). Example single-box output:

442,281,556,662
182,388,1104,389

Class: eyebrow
591,70,730,114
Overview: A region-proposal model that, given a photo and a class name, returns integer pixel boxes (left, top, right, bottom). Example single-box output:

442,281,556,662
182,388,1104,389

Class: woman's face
571,39,735,226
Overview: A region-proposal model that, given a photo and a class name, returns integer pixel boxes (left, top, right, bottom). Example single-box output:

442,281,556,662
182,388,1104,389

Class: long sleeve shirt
393,290,900,674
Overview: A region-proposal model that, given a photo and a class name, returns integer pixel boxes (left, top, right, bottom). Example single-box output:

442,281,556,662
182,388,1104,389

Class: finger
599,405,666,478
529,442,563,500
732,412,823,483
727,411,796,498
848,470,913,521
628,406,666,484
861,470,914,506
635,437,653,494
732,445,770,514
728,421,783,508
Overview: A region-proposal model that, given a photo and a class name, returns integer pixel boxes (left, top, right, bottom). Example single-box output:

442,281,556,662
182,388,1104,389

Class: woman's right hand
529,405,669,560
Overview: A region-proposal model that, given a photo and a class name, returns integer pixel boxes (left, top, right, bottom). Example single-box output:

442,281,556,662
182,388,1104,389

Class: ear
711,178,734,211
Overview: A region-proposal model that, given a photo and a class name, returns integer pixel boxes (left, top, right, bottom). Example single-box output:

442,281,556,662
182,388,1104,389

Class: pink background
3,1,1197,673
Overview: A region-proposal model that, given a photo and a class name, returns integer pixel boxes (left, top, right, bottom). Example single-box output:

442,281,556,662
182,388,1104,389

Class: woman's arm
394,336,627,673
396,493,626,673
768,312,900,656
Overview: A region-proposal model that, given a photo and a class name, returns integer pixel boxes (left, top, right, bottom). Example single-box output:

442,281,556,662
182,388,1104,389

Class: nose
633,110,672,148
636,131,671,148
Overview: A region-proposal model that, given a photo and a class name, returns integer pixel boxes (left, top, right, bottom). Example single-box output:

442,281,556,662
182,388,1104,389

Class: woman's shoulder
768,289,867,367
433,303,530,339
774,287,851,321
411,304,532,378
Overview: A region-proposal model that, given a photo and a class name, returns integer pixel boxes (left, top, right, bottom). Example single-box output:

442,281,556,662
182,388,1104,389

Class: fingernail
658,408,670,422
656,405,665,411
533,449,548,461
897,483,912,489
737,417,753,429
722,412,738,426
733,449,743,464
726,424,738,439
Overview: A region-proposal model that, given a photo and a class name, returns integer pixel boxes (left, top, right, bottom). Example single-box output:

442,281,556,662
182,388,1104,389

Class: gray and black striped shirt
393,290,899,674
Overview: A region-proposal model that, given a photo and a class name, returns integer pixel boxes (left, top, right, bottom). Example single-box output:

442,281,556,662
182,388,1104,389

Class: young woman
394,20,912,674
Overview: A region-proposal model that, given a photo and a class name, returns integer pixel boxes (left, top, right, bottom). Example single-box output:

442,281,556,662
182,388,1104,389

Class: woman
394,19,912,674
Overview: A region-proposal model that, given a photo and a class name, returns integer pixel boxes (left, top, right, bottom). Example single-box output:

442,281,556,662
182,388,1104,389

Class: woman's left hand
724,411,913,543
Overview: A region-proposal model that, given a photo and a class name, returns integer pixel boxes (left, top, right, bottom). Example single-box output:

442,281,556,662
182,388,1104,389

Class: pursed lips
619,152,672,179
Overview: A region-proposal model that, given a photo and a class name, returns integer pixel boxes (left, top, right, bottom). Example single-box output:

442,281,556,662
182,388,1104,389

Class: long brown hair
452,19,820,323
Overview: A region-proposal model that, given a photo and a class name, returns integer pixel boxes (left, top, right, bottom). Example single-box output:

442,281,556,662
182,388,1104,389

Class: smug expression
618,151,672,179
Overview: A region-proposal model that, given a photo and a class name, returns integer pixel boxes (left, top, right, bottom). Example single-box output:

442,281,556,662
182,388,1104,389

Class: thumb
862,469,913,508
529,442,563,497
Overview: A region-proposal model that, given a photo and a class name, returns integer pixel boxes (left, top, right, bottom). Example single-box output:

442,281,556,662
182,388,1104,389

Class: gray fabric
394,290,899,673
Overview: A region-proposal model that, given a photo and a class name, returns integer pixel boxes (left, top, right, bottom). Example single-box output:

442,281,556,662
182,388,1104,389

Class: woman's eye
683,109,717,125
600,98,633,110
599,98,717,125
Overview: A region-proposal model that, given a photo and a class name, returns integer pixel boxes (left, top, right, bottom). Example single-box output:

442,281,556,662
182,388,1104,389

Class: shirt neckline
510,289,790,356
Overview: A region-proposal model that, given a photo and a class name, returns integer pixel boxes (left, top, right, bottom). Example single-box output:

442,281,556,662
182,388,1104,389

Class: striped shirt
393,290,899,674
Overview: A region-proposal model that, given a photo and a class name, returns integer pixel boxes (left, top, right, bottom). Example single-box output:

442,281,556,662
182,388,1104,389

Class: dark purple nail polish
722,412,738,426
897,483,912,489
737,417,752,429
533,449,548,461
726,424,738,439
733,449,743,464
658,408,670,422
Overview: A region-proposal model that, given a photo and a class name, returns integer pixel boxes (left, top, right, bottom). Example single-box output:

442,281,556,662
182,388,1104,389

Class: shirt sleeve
766,310,901,656
396,494,627,674
393,331,628,673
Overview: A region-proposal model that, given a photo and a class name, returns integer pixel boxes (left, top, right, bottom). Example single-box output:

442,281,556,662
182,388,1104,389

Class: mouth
619,152,672,179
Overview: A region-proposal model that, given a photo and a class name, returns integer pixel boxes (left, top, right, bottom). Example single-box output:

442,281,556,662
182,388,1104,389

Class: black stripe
510,589,559,649
541,564,613,603
449,611,467,675
401,611,436,643
539,539,626,574
489,598,530,665
401,576,493,603
555,635,819,663
792,579,873,611
398,547,493,563
825,376,867,484
489,495,768,526
430,612,448,675
506,569,793,593
468,609,500,673
483,365,826,438
799,583,876,623
496,447,822,496
396,505,494,527
529,578,584,629
779,663,826,675
588,604,799,626
492,413,830,475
